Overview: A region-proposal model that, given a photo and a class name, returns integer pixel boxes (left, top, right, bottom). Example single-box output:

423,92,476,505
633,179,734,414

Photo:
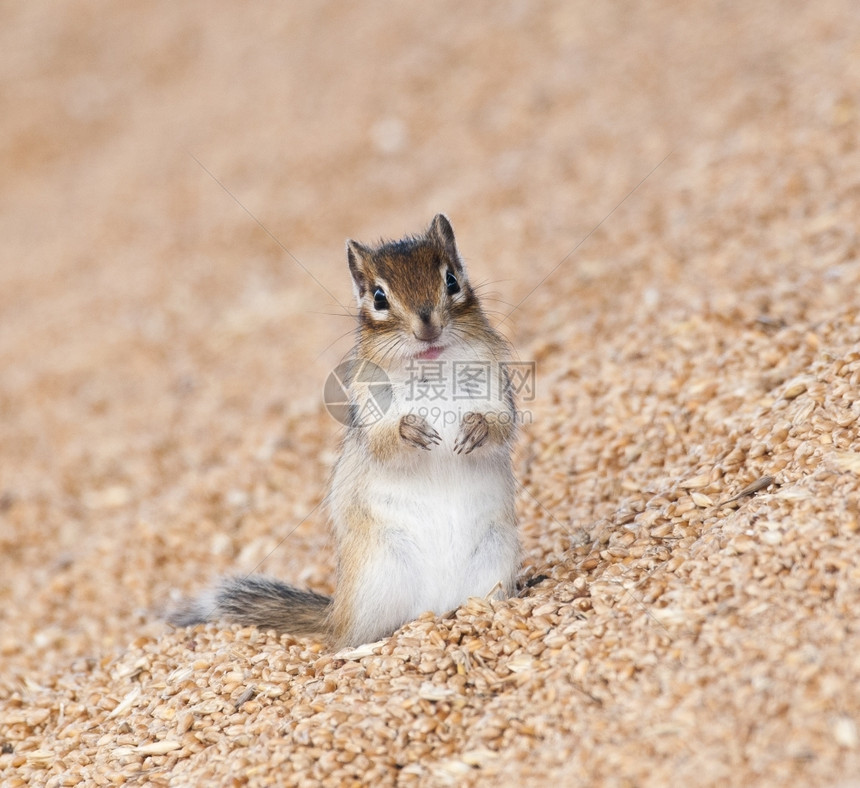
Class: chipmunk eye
373,287,389,310
446,270,460,296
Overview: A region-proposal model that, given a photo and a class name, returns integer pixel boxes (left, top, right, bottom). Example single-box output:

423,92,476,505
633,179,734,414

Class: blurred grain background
2,1,859,785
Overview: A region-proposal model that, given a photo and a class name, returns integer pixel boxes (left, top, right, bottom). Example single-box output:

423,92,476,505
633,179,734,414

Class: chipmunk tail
168,575,332,639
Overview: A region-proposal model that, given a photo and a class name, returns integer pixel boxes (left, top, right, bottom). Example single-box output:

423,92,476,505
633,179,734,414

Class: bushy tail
168,575,332,638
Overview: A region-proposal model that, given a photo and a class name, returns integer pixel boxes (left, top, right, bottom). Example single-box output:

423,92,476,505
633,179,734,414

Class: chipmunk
169,214,520,648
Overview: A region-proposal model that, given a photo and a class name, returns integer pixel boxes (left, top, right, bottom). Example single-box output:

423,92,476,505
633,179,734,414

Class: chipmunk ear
427,213,463,273
346,240,373,302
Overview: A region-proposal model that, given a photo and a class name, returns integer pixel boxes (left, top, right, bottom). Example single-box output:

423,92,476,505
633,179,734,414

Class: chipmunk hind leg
463,521,520,600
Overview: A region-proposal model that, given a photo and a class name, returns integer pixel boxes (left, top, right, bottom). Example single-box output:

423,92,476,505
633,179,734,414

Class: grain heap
2,1,860,786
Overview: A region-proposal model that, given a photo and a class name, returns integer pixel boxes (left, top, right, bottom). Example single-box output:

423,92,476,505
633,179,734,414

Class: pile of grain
2,1,859,785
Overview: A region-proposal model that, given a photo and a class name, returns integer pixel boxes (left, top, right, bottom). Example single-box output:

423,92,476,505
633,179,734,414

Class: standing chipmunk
170,214,520,648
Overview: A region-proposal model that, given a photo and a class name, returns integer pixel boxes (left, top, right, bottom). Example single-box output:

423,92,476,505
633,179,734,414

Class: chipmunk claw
399,414,441,450
454,412,489,455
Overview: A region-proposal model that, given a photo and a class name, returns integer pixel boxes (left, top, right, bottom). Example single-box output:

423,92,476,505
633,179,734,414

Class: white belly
350,448,517,633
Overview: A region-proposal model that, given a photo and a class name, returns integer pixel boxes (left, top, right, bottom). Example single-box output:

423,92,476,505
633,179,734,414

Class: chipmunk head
346,214,486,364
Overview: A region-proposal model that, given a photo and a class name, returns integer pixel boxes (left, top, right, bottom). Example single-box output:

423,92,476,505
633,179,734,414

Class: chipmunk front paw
399,414,441,450
454,412,489,455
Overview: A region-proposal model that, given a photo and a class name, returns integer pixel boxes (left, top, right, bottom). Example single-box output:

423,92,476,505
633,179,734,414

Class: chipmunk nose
413,308,441,343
